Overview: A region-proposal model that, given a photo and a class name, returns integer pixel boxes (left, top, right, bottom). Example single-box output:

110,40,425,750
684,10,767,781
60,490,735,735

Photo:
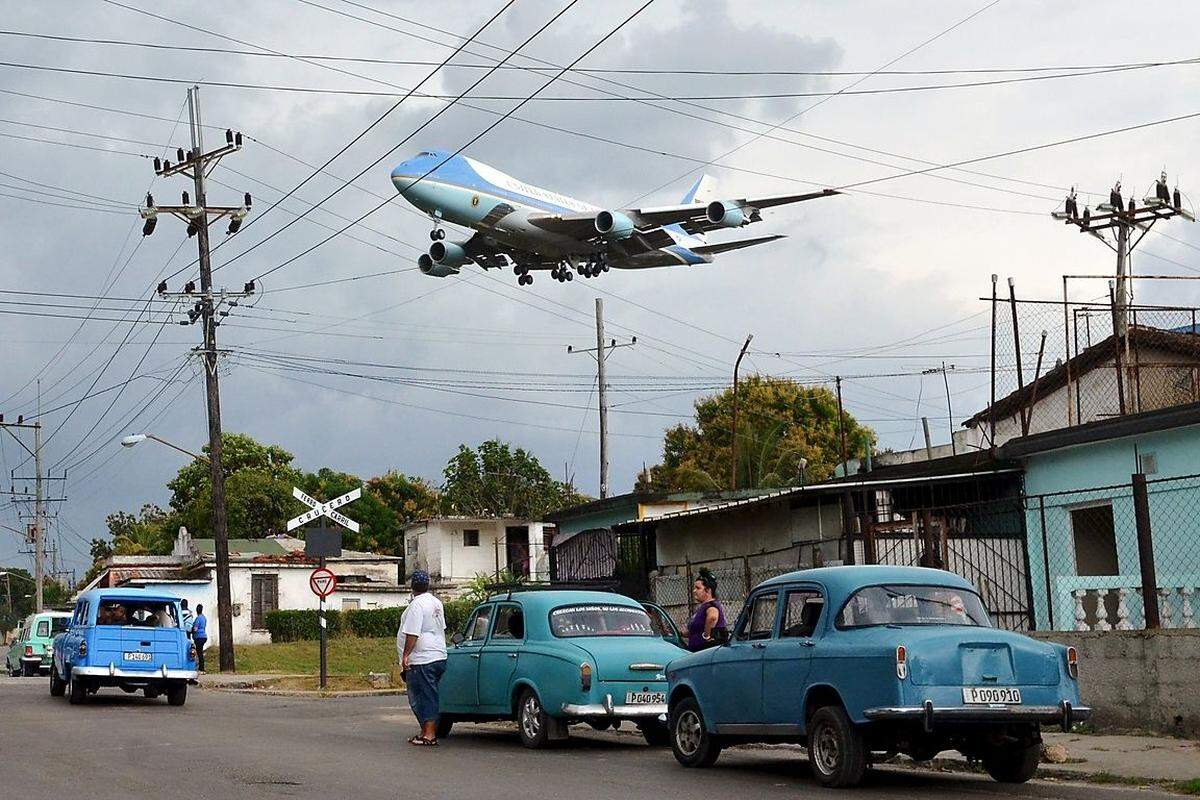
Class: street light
121,433,210,463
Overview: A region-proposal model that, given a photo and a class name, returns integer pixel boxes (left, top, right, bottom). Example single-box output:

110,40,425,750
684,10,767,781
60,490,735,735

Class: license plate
123,651,153,662
625,691,665,705
962,686,1021,705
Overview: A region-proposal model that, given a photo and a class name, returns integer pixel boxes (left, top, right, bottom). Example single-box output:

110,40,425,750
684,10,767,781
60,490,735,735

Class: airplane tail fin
681,174,719,205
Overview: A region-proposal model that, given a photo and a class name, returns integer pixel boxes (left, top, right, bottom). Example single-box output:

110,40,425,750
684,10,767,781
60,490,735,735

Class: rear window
36,618,69,637
836,585,991,629
550,604,656,638
96,600,179,628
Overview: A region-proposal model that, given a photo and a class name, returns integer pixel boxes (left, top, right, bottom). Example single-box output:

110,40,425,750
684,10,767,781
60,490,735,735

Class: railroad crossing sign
287,486,361,533
309,567,337,599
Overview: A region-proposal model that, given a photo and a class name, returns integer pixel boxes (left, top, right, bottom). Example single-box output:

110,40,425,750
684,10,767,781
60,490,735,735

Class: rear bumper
864,700,1091,732
71,665,198,681
561,693,667,720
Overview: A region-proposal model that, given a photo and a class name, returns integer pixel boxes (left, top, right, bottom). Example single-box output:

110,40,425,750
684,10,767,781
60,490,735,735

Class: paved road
0,675,1178,800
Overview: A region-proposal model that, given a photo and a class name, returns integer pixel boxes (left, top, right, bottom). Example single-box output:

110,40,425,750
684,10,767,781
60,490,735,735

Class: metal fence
1026,472,1200,631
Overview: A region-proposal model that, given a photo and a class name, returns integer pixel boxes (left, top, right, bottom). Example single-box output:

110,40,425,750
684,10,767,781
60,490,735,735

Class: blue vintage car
51,588,199,706
438,589,686,747
666,566,1090,788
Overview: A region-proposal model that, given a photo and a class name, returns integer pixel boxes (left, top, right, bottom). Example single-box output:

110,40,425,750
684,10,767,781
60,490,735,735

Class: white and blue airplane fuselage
390,149,837,285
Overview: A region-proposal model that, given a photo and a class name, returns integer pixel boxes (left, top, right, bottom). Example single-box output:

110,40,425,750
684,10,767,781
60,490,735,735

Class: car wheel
49,664,66,697
982,740,1040,783
807,705,867,788
517,689,552,749
435,714,454,739
167,683,188,707
640,720,671,747
670,697,722,768
67,670,88,705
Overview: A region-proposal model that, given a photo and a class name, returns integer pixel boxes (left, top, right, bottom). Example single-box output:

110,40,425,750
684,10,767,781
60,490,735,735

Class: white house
83,528,408,646
403,517,551,589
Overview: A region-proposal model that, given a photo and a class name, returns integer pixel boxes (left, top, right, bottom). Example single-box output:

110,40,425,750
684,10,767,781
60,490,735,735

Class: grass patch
248,675,393,692
1171,778,1200,796
205,636,396,676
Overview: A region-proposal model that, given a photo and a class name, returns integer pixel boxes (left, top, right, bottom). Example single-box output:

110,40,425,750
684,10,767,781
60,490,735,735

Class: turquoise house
1001,402,1200,630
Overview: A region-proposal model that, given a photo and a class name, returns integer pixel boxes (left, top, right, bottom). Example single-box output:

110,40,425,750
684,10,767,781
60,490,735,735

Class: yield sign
309,567,337,598
288,486,362,533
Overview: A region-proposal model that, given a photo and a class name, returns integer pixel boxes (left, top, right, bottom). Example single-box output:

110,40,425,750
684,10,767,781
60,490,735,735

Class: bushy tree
441,440,587,519
108,503,177,555
296,467,439,554
638,375,876,491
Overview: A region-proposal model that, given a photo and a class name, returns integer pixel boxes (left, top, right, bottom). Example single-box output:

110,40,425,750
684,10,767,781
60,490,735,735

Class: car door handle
470,654,481,659
751,642,767,649
801,640,816,648
507,653,518,659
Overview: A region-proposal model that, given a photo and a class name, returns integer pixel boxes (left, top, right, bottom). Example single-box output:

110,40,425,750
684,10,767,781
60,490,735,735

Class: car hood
568,636,683,682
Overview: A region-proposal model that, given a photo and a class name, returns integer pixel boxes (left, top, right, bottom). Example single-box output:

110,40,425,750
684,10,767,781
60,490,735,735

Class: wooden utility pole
139,86,254,672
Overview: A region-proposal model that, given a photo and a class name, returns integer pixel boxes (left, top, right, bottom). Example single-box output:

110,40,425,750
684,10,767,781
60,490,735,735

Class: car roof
32,610,72,618
490,589,644,611
77,587,183,604
756,565,975,600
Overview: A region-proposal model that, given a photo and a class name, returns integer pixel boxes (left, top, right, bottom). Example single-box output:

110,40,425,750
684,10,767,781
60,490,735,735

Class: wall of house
406,520,550,585
1031,629,1200,736
1022,425,1200,630
654,498,843,567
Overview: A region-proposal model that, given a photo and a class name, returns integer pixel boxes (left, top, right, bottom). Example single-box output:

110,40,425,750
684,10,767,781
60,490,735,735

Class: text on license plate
625,691,666,705
962,686,1021,705
123,651,153,662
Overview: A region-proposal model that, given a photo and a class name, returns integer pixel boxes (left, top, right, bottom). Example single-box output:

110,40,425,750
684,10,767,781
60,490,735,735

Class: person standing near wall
687,568,728,651
192,604,208,672
398,570,447,746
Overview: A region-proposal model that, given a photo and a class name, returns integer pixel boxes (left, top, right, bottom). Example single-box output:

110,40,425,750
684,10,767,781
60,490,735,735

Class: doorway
506,526,530,577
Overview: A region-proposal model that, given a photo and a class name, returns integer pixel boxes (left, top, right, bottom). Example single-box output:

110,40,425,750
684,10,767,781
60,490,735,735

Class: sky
2,0,1200,578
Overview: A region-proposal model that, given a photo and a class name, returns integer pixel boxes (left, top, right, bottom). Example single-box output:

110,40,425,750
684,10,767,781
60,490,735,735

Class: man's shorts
406,659,447,725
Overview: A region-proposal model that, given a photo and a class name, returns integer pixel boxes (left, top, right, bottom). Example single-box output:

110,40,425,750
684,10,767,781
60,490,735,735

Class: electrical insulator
16,416,22,424
145,193,154,208
157,281,168,294
182,191,190,206
244,192,252,208
186,222,198,238
244,280,256,294
226,129,234,144
153,157,162,172
1175,188,1183,211
219,310,230,317
235,132,243,146
1082,207,1091,225
142,217,157,237
162,160,171,172
176,147,185,163
227,218,242,235
185,281,196,294
178,320,189,326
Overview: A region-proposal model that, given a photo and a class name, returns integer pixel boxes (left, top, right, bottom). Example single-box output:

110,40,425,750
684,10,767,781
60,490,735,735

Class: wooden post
1132,473,1161,629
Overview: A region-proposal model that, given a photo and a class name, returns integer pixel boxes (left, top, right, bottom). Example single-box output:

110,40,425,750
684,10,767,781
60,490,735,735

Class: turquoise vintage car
438,589,686,747
6,611,71,676
667,566,1090,788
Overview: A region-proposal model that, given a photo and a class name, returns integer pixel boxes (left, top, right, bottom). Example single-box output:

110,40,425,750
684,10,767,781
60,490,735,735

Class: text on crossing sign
309,567,337,599
288,486,362,533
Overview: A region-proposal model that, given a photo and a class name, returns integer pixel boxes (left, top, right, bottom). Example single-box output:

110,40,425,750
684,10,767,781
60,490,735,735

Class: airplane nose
391,161,419,193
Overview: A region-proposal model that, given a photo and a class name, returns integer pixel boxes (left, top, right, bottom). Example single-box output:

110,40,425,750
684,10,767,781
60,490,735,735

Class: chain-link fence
987,287,1200,443
1026,472,1200,631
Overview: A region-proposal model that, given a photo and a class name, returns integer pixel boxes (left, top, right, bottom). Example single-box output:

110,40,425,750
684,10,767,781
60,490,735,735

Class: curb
201,684,407,698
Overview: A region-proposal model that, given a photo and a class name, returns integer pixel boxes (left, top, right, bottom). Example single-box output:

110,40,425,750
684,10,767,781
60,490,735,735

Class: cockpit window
418,151,435,157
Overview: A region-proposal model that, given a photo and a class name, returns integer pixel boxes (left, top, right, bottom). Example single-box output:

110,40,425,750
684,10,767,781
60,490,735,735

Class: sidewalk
935,731,1200,783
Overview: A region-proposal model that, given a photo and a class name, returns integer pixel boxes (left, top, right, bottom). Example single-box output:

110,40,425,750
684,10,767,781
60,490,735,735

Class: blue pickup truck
51,588,199,706
666,566,1090,788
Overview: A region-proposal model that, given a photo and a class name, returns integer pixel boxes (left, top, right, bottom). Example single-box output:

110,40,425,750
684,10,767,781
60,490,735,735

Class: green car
6,611,72,676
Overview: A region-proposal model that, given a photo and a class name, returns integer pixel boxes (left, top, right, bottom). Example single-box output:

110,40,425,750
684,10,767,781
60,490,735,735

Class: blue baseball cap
410,570,430,587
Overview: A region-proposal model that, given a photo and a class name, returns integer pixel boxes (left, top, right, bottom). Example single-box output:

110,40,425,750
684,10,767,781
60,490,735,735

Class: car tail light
580,662,592,692
895,645,908,680
189,644,197,661
24,645,33,657
1066,646,1078,679
78,641,87,657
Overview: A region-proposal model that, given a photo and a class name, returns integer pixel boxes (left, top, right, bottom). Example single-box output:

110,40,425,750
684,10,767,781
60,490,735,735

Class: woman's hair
695,568,718,599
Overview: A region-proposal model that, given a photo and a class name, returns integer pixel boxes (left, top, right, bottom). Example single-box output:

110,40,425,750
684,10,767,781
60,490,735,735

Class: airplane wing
527,188,838,241
690,234,785,255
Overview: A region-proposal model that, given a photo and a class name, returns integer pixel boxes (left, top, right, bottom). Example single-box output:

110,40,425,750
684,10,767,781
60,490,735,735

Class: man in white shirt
397,570,447,746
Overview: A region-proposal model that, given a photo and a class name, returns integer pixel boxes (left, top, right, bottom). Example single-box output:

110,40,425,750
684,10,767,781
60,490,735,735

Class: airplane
389,149,839,286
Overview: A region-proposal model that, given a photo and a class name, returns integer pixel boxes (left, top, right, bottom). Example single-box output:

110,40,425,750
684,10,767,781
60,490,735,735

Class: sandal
408,735,438,747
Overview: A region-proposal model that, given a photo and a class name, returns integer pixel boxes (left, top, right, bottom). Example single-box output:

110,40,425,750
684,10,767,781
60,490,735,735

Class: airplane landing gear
518,274,533,286
551,264,573,283
429,227,446,241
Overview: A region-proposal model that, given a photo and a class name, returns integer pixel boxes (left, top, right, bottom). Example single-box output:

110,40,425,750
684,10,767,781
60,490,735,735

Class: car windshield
550,603,657,638
836,585,991,628
36,617,70,637
96,600,179,628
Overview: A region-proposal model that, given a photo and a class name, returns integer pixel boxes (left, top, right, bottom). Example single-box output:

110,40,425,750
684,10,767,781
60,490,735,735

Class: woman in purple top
686,569,728,651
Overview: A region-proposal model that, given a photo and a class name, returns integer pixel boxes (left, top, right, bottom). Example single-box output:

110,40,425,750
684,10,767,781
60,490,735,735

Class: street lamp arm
146,434,210,463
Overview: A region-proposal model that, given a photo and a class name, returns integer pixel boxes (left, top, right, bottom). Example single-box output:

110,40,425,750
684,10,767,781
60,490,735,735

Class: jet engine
595,210,635,239
706,200,746,228
418,252,460,278
429,239,470,266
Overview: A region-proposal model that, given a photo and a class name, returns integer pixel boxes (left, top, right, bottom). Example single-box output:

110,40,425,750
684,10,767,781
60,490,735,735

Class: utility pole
729,334,754,491
921,364,957,455
1052,176,1193,345
0,415,52,611
566,298,635,499
138,86,254,672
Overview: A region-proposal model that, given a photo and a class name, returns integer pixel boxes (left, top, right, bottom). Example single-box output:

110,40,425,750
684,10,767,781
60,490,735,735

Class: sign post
294,487,360,691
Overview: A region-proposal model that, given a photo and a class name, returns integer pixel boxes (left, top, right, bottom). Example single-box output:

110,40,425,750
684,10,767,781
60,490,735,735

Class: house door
1070,504,1119,625
251,574,279,631
506,526,530,577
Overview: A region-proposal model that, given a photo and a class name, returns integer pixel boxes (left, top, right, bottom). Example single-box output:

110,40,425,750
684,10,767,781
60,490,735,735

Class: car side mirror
450,632,464,646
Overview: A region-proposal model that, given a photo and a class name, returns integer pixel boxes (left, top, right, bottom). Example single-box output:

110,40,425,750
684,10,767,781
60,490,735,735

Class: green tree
638,375,876,491
296,468,439,554
108,503,177,555
168,432,301,539
0,568,71,631
441,440,587,518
